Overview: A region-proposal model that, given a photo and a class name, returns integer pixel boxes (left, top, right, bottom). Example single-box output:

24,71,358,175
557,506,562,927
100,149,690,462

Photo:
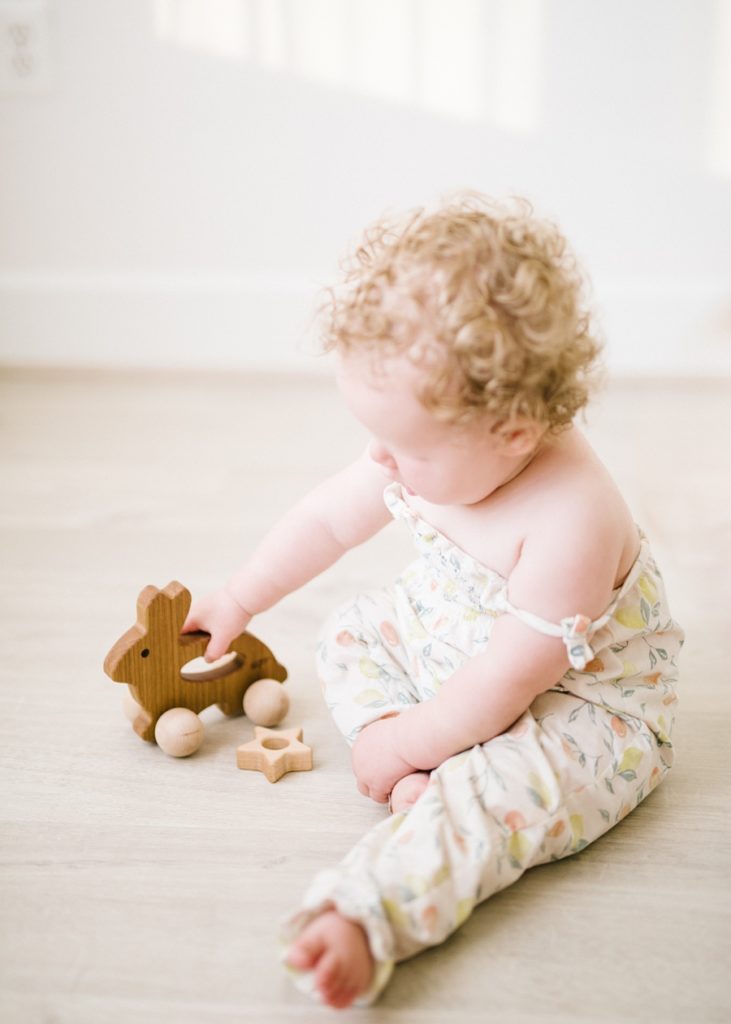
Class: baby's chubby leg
283,587,431,1005
285,756,437,1013
283,696,671,1006
283,763,426,1007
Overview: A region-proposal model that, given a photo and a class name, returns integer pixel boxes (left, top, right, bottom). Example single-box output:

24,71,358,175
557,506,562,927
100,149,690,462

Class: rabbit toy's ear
162,581,193,630
134,584,160,627
136,582,192,634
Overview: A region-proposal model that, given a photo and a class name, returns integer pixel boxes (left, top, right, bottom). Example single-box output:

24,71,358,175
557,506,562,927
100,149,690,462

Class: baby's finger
204,635,229,662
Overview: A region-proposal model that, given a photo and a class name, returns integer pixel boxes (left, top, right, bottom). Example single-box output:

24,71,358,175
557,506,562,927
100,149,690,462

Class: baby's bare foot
286,909,374,1009
390,771,430,813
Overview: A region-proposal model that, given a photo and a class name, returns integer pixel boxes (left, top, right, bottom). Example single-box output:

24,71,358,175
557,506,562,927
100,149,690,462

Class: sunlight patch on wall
152,0,545,133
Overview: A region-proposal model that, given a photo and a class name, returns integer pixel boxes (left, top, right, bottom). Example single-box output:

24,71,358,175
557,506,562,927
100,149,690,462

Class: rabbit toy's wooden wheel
154,708,204,757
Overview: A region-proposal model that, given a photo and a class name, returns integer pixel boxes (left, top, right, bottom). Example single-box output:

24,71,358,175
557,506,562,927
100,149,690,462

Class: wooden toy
236,726,312,783
104,581,287,747
243,677,290,727
154,707,204,757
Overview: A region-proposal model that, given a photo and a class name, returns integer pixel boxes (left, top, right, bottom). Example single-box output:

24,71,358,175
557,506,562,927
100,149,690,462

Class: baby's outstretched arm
183,451,391,660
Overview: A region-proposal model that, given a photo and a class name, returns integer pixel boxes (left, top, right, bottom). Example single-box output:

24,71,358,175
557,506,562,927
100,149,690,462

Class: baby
183,195,683,1009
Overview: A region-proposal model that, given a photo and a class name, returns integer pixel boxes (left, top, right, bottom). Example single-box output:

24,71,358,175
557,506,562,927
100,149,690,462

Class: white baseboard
0,272,729,376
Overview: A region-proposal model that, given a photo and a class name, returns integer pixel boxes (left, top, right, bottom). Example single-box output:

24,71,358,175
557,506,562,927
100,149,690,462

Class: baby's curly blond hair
321,193,603,432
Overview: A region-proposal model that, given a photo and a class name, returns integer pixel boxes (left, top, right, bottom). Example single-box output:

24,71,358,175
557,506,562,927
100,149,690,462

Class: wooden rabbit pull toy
104,581,288,756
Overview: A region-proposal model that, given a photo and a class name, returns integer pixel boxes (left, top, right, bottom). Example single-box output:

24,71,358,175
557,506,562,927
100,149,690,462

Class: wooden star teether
236,726,313,783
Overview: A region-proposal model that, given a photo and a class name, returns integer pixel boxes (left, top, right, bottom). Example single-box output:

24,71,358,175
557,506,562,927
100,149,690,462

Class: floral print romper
283,482,684,1004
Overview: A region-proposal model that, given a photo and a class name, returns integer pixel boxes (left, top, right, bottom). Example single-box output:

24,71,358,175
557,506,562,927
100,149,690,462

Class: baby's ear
494,418,545,457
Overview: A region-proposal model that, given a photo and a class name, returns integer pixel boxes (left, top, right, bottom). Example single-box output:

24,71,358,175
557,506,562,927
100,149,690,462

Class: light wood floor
1,367,729,1024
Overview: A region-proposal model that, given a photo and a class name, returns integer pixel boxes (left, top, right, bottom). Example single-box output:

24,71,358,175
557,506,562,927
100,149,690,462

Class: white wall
1,0,729,375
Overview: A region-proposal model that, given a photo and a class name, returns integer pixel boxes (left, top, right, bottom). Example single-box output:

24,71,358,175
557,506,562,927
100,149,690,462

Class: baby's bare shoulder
519,432,638,596
531,432,627,527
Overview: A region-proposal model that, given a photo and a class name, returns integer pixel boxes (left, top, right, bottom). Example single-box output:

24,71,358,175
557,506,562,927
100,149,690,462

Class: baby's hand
351,715,415,804
181,587,252,662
